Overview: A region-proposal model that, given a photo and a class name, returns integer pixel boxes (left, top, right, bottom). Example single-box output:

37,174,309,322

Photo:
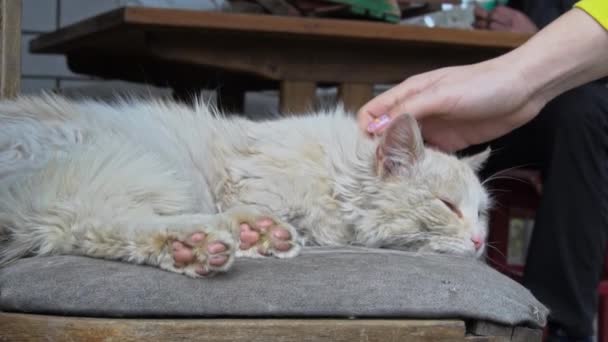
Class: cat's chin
384,244,480,258
419,246,480,259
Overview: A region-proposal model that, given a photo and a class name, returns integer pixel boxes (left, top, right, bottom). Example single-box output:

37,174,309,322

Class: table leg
0,0,21,99
280,80,316,115
338,83,373,114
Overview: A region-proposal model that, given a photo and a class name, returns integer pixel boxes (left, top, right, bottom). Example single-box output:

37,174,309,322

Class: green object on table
477,0,509,11
325,0,401,23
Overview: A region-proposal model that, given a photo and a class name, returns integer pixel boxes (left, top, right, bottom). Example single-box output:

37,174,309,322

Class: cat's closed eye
440,199,462,218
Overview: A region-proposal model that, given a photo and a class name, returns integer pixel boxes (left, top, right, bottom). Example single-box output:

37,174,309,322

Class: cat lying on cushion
0,95,490,277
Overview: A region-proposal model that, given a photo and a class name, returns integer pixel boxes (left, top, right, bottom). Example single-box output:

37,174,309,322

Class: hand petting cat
358,8,608,152
357,60,539,152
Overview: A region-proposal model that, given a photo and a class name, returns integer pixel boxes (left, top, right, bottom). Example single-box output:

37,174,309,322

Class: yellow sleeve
575,0,608,30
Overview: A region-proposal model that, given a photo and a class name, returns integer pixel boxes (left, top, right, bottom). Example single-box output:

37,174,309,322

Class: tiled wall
21,0,225,95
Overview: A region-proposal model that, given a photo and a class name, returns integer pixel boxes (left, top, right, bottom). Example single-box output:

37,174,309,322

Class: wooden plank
466,321,542,341
465,336,509,342
30,7,531,54
0,0,21,99
465,337,509,341
144,31,500,83
467,321,514,338
511,326,543,342
338,83,373,113
28,8,128,54
254,0,300,16
0,312,468,342
119,8,531,48
66,52,277,92
280,80,316,114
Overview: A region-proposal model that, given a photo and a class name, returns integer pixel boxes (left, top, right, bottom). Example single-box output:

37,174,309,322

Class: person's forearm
500,8,608,104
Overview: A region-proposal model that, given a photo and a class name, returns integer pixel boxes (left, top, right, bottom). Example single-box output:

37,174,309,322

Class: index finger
357,87,404,134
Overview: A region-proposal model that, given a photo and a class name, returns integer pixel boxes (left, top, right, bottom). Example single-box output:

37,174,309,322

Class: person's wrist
485,51,540,109
497,33,559,112
503,9,608,107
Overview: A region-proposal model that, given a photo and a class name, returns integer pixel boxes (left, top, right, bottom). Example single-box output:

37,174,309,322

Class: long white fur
0,94,490,275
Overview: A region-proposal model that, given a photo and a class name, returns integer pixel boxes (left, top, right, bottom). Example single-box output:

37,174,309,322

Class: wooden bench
0,313,542,341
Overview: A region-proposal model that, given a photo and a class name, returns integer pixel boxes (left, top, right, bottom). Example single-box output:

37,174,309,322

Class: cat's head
361,114,491,258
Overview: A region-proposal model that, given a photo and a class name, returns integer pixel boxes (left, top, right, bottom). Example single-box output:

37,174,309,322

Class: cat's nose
471,235,483,250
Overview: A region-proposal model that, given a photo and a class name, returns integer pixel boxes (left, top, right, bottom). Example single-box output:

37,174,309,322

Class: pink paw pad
238,217,293,255
170,232,231,275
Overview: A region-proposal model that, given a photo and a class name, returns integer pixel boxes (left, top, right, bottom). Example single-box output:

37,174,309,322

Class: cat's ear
462,147,491,172
376,114,425,178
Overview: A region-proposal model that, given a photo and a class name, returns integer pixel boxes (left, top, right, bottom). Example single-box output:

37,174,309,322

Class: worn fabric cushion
0,247,548,327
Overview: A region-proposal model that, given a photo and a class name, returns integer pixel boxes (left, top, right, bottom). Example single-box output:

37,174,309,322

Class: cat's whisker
491,175,533,184
486,200,507,210
485,243,507,259
482,164,535,186
432,239,470,253
435,236,466,244
483,254,503,265
484,187,512,194
393,231,444,240
388,231,470,253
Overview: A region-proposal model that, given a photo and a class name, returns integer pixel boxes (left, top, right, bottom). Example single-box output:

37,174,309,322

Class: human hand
474,6,538,33
357,60,547,152
359,8,608,153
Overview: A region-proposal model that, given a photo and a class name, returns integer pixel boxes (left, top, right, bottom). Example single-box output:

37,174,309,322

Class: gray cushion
0,247,548,327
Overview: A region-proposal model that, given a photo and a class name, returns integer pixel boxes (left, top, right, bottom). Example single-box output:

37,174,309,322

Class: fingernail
367,114,391,133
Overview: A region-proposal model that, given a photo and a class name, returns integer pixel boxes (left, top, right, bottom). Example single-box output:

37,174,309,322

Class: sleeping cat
0,94,490,277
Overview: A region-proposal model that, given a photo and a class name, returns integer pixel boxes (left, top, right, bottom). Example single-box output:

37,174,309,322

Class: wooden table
30,7,531,114
0,312,542,341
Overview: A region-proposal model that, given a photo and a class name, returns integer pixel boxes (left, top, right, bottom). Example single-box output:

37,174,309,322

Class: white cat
0,95,490,277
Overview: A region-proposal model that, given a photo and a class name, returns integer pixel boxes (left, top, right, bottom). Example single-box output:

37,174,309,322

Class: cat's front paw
160,228,236,278
236,216,300,259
